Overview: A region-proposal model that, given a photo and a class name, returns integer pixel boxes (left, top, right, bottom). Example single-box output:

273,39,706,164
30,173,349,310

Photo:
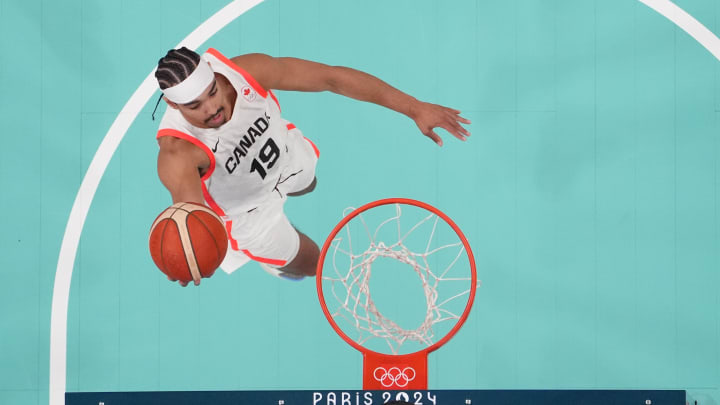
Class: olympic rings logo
373,366,416,388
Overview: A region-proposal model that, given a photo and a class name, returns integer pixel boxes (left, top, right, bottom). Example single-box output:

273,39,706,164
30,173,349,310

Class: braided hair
155,47,201,90
152,47,202,119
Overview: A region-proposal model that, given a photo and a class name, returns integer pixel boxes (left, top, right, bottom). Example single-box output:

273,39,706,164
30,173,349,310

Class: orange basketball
149,202,228,283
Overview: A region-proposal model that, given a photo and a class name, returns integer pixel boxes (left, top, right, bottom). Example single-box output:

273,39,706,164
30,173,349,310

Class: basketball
149,202,228,283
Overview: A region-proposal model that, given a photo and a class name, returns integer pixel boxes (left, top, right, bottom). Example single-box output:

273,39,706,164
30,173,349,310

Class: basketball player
154,47,470,286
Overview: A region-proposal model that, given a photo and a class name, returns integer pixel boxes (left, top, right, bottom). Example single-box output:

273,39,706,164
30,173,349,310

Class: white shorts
219,128,319,273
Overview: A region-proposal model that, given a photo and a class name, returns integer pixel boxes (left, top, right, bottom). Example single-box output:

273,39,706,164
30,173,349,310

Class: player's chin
205,111,226,128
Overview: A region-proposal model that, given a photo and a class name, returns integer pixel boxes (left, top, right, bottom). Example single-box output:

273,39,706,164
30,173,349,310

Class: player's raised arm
156,136,207,205
232,53,471,146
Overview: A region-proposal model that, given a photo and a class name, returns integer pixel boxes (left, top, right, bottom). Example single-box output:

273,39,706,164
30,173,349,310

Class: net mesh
322,203,479,355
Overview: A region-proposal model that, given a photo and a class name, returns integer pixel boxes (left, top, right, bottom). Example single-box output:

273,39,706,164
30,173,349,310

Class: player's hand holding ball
149,202,228,286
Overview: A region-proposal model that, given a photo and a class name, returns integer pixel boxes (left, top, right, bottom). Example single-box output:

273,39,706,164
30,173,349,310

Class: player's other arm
156,136,207,204
233,54,470,146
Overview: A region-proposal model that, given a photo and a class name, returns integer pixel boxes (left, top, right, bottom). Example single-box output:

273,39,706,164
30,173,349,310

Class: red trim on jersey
304,136,320,158
285,123,319,158
206,48,268,97
205,48,282,111
157,128,242,251
225,222,239,251
157,129,215,181
268,90,281,111
201,186,225,217
241,249,287,267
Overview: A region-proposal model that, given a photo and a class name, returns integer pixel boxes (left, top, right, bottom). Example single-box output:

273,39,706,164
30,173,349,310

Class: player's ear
164,97,179,109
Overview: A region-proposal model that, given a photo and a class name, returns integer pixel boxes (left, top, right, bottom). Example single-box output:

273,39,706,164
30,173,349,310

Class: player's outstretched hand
167,275,200,287
410,101,471,146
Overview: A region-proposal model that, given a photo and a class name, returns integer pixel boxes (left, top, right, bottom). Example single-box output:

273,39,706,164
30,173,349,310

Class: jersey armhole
157,129,216,182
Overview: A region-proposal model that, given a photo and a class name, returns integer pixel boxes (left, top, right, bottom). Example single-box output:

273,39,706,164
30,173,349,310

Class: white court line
49,1,264,404
638,0,720,61
50,0,719,404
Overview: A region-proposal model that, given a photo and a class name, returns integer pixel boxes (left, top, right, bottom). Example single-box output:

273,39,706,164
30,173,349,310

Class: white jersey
157,48,320,268
157,48,299,219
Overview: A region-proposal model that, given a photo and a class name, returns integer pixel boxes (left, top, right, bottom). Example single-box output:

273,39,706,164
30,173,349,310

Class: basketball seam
184,214,202,281
149,207,179,235
177,202,224,223
150,207,182,275
186,211,223,267
157,219,170,273
177,203,226,273
170,208,201,282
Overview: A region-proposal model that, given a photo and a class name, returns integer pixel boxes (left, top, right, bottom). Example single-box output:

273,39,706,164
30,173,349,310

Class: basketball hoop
316,198,478,390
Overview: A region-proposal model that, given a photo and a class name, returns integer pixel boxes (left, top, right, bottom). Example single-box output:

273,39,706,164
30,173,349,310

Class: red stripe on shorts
241,250,287,267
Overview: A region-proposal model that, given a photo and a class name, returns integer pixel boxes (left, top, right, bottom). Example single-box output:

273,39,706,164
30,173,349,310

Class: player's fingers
452,132,467,141
425,130,443,146
179,280,189,287
441,121,468,141
443,110,471,127
193,278,201,286
457,123,471,138
456,115,471,125
449,119,470,137
450,129,467,141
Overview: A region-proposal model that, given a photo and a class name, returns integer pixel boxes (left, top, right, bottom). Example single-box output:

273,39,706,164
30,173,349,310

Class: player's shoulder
227,53,276,78
228,53,273,66
157,134,196,154
224,53,278,92
157,134,210,168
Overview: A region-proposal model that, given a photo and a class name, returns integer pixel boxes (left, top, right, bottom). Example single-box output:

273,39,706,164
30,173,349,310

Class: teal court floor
0,1,718,404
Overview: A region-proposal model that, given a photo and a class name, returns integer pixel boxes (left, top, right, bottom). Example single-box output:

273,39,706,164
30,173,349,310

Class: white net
321,202,479,355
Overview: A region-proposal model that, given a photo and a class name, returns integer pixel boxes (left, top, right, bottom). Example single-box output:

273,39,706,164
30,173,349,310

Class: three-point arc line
49,1,265,404
49,1,720,404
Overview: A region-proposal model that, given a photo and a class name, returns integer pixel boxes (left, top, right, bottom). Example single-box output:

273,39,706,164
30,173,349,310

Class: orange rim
316,198,477,356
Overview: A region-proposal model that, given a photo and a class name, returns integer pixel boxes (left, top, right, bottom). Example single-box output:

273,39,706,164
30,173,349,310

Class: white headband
162,57,215,104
